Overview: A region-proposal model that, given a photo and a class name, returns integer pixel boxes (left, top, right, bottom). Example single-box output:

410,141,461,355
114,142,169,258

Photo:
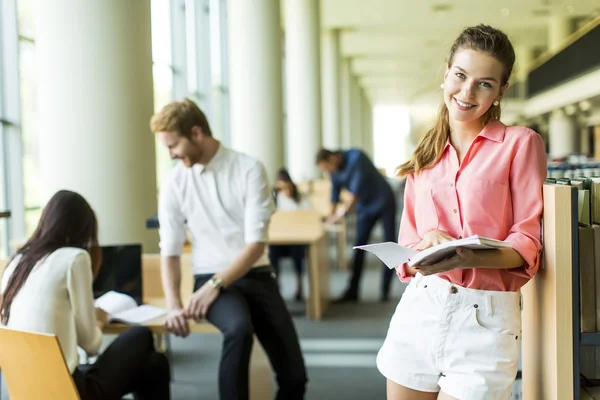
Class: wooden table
268,210,330,320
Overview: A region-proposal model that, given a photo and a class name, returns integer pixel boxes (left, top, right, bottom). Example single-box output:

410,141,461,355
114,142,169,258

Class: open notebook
95,291,166,325
354,235,512,268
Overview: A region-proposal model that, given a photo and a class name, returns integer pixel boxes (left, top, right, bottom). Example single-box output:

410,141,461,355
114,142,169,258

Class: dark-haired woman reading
0,190,171,400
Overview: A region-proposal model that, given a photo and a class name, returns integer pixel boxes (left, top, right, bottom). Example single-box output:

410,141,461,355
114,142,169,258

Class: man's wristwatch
208,276,224,292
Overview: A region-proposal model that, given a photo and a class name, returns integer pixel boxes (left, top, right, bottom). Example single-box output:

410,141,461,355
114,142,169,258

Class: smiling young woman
377,25,547,400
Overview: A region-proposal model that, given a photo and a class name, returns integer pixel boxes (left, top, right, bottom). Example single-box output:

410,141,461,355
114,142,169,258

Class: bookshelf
522,183,579,399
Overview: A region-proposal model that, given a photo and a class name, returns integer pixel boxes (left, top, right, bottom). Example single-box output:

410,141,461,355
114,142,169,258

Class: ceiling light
566,5,575,13
431,3,453,13
580,100,591,111
565,104,577,116
500,8,510,17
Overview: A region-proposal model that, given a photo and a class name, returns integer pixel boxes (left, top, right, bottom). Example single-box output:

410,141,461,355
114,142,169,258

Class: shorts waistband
411,273,522,310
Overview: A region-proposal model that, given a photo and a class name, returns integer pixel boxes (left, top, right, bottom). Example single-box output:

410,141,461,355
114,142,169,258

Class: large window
17,0,40,236
1,0,27,255
2,0,230,244
209,0,230,145
151,0,228,191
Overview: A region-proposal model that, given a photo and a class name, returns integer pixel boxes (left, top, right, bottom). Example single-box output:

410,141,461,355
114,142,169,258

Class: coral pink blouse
396,119,547,291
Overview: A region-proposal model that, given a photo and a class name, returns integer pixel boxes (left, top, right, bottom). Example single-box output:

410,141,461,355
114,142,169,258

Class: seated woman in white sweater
0,190,170,400
270,168,312,301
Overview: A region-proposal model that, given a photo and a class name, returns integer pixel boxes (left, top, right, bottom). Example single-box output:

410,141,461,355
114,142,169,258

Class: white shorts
377,274,521,400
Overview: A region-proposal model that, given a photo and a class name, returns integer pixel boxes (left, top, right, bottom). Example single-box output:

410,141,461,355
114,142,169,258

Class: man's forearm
329,203,338,216
161,256,184,309
214,242,266,287
343,193,358,214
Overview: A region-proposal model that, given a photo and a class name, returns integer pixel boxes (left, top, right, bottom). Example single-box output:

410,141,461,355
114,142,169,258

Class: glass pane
209,0,222,85
19,40,40,235
151,0,172,65
16,0,36,39
0,125,7,259
152,65,175,192
153,64,173,112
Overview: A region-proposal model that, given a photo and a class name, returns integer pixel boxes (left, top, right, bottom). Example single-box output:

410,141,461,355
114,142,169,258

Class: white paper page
353,242,418,269
112,305,167,325
94,291,137,317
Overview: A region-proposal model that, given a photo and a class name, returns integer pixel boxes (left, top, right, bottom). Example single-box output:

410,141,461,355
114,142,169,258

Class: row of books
550,177,600,379
544,177,600,226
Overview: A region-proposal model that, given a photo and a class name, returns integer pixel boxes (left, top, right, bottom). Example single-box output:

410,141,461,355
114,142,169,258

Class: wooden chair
0,328,79,399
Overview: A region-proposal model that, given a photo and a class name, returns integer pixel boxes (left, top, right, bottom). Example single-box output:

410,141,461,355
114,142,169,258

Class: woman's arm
67,251,103,355
500,132,547,275
394,174,423,281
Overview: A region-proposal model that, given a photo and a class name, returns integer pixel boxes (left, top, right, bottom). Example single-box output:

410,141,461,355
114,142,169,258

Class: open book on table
95,291,167,325
354,235,512,268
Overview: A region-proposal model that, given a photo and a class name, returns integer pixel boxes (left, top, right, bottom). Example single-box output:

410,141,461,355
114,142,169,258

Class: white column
361,91,374,158
321,28,341,149
36,0,158,251
350,76,362,148
228,0,283,181
339,58,352,148
548,109,578,158
548,16,574,52
515,45,534,84
284,0,321,181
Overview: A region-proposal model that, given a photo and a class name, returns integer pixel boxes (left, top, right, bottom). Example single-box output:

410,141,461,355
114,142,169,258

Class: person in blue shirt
316,148,397,302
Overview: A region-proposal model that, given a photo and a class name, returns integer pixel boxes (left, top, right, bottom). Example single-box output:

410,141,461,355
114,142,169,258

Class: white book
95,291,166,325
354,235,513,269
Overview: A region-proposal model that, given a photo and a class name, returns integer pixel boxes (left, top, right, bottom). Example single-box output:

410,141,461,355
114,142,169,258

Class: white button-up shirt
158,144,274,275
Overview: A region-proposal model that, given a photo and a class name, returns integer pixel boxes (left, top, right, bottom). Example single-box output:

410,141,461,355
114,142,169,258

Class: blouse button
453,209,457,213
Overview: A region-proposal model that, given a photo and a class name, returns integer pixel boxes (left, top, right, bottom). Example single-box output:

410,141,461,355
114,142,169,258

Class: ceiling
320,0,600,106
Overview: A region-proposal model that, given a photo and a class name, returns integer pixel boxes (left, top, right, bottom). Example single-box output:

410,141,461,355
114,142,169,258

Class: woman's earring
493,100,499,106
440,83,445,89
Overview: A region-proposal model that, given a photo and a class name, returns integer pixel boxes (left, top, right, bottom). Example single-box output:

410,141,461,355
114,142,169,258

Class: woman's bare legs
386,380,438,400
437,391,459,400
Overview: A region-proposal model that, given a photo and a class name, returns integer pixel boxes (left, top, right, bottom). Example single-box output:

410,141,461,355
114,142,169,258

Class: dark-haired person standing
0,190,171,400
316,148,397,302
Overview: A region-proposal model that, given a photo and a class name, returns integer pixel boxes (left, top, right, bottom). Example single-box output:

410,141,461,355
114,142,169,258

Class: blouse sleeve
394,174,422,282
503,131,547,279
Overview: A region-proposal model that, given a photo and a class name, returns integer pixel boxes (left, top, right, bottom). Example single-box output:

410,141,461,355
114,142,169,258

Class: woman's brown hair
396,24,515,176
1,190,99,324
276,168,300,203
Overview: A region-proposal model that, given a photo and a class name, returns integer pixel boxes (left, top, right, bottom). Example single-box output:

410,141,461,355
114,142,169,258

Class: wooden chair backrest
142,253,194,306
0,328,79,399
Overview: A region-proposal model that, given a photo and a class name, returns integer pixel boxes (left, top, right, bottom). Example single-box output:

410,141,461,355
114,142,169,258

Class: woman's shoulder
46,247,91,268
504,124,543,144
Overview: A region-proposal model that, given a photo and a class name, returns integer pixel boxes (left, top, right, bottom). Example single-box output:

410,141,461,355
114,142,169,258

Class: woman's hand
95,307,109,329
414,247,476,276
415,230,456,251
